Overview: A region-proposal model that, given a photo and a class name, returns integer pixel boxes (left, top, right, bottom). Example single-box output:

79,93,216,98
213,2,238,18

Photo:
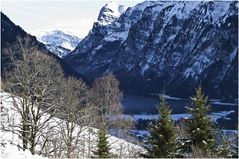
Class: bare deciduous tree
56,77,90,158
1,38,137,158
90,74,123,126
90,74,134,145
2,37,64,155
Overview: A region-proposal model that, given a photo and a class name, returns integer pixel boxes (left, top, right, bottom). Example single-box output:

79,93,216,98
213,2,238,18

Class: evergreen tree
216,136,233,157
93,124,111,158
143,97,176,158
186,86,215,152
215,131,238,158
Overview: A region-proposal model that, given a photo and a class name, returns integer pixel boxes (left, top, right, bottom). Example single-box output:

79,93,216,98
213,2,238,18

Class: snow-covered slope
0,144,47,159
0,92,144,158
31,30,81,58
65,1,238,99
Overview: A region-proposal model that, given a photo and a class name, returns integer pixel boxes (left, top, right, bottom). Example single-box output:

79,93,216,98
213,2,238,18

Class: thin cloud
2,8,53,19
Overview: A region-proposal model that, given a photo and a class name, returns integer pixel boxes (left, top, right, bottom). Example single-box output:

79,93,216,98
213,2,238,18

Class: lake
122,93,238,129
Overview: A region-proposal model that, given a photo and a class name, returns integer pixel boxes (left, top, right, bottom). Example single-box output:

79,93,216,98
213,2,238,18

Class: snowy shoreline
109,109,236,124
128,92,238,106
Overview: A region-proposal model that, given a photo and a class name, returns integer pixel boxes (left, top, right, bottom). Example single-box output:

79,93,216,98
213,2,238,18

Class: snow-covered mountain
65,1,238,99
31,30,81,58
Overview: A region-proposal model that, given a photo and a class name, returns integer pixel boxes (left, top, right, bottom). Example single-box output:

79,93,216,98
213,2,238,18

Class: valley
1,0,238,158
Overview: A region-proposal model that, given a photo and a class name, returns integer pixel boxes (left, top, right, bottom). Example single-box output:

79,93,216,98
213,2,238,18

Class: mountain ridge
65,1,238,99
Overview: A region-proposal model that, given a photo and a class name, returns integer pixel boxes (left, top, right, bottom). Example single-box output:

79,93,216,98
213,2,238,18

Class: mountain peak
97,1,127,24
30,30,81,58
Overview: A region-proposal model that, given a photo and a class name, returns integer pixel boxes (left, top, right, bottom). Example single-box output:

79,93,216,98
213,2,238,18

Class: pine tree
216,136,232,157
215,131,238,158
186,86,215,153
93,124,111,158
143,97,176,158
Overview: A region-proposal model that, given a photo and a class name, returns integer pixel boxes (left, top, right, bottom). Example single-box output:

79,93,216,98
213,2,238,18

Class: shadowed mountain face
65,1,238,99
1,12,82,80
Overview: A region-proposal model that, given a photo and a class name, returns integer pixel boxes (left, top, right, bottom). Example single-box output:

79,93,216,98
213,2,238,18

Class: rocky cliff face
65,1,238,99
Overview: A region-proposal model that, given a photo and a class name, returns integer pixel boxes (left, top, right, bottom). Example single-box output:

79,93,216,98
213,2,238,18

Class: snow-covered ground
110,110,235,123
210,101,237,106
1,93,48,159
210,111,235,122
1,91,236,158
150,93,238,106
129,129,238,140
0,92,144,158
121,110,237,140
150,93,183,100
0,144,47,159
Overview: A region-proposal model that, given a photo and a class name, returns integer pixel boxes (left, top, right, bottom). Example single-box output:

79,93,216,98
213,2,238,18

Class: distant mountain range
64,1,238,99
30,30,81,58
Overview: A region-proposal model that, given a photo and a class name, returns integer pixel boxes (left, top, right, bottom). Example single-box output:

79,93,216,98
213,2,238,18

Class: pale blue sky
1,0,143,38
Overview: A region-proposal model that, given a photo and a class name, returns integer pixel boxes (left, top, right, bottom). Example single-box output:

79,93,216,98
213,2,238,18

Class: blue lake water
122,93,238,129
